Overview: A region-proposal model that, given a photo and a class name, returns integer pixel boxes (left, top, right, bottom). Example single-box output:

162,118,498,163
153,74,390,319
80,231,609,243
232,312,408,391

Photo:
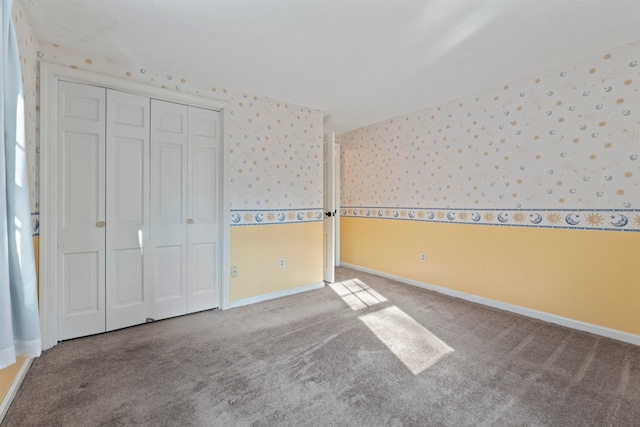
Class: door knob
96,221,106,228
186,218,194,224
324,210,337,217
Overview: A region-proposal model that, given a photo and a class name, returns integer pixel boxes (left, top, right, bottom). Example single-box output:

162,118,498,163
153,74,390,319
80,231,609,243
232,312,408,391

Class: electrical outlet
279,258,285,268
231,265,238,277
420,253,426,263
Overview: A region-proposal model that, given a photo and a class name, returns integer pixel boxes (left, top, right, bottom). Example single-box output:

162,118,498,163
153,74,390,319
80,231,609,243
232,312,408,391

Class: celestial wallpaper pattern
13,5,640,232
24,40,324,227
231,208,323,226
12,1,39,234
227,94,323,212
340,207,637,232
341,41,640,232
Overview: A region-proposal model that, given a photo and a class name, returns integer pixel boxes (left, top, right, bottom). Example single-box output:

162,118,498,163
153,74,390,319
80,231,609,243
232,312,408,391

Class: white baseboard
0,358,33,423
342,263,640,347
228,281,325,309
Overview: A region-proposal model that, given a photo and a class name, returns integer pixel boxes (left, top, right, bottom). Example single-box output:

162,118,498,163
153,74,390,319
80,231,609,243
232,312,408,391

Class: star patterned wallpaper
12,1,640,233
226,92,324,225
14,33,324,228
12,0,39,235
341,41,640,232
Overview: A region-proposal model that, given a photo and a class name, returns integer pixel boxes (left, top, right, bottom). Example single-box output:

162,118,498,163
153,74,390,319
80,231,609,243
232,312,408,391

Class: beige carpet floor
3,267,640,426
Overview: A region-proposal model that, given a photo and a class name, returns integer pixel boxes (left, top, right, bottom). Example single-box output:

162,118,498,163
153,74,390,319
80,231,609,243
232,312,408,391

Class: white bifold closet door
57,81,107,340
186,105,221,313
57,82,220,341
57,82,150,339
105,90,150,331
150,99,220,321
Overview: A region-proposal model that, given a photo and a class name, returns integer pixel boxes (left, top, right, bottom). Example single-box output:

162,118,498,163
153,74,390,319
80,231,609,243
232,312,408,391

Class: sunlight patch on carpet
328,279,387,310
330,279,453,375
360,305,454,375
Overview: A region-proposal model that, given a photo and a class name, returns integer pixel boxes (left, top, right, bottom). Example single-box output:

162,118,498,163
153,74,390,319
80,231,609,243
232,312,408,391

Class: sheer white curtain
0,0,41,370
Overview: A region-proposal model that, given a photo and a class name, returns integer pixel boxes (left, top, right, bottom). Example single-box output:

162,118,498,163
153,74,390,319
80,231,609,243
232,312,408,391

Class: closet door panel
150,100,188,319
106,90,150,331
187,106,220,312
192,147,216,221
57,81,107,340
157,143,183,223
192,243,216,295
113,249,144,305
113,138,144,224
156,245,183,298
63,252,100,315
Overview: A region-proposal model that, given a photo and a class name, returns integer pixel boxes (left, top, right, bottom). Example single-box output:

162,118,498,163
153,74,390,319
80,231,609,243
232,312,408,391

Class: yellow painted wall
0,237,39,405
341,217,640,336
230,222,323,301
0,358,26,403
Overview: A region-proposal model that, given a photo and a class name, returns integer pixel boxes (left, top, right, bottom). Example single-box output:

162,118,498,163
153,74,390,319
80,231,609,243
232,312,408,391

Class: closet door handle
96,221,106,228
186,218,194,224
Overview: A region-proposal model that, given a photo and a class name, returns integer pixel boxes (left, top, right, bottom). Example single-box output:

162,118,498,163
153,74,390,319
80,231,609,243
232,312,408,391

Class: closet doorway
40,63,231,348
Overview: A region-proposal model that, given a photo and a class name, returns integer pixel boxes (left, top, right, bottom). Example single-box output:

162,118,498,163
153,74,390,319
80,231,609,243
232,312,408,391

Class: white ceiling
20,0,640,133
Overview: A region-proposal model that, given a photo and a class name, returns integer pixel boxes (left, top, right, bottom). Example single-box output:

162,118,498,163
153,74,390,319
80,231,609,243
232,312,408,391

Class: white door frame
322,132,336,283
39,62,231,350
334,142,341,267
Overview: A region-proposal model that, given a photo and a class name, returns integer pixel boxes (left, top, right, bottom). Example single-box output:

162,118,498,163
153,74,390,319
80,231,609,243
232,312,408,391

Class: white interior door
105,90,150,331
57,81,106,340
150,99,188,320
323,132,336,283
187,106,221,312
